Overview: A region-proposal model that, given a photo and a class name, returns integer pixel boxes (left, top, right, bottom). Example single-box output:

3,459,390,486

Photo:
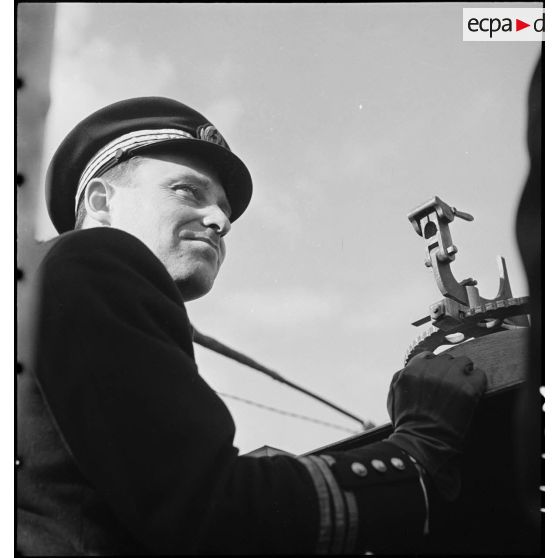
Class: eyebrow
164,173,233,219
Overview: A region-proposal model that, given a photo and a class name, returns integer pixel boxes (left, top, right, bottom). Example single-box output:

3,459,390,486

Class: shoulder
40,227,183,305
43,227,157,267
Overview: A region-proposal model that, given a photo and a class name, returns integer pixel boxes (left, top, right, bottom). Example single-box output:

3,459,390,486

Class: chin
174,273,216,302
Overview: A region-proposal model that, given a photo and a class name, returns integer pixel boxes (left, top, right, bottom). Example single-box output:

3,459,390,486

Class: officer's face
108,151,232,301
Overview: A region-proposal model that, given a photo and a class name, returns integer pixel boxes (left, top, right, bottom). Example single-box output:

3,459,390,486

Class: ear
83,178,115,226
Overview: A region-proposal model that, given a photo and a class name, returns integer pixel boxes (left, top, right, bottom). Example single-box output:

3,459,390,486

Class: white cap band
74,128,195,212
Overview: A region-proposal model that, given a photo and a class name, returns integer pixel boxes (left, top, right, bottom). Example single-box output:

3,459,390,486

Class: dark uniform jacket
17,228,425,555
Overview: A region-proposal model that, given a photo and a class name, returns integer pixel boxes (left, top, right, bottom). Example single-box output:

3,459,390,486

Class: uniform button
15,458,21,467
351,462,368,477
371,459,387,473
390,457,406,470
408,455,417,464
114,148,126,161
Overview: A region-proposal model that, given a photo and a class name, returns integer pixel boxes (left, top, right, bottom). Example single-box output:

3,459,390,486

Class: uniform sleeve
33,228,320,554
34,227,429,555
309,442,430,554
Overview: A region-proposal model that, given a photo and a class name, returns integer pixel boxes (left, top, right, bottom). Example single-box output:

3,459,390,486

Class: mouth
178,231,220,253
194,237,220,252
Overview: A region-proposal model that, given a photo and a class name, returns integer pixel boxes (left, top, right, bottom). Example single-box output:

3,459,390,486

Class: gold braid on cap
74,128,195,212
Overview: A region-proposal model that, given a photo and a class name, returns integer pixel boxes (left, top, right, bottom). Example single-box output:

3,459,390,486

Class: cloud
45,37,175,155
35,6,177,240
218,287,342,328
53,3,93,54
203,97,245,139
211,55,246,89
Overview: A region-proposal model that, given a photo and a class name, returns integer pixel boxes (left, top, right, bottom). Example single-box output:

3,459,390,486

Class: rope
217,392,359,434
193,326,371,428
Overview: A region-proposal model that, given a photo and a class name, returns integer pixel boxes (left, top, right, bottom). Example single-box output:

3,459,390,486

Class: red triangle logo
516,19,530,31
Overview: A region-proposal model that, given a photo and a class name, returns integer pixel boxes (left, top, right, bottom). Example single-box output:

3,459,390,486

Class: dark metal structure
306,187,542,554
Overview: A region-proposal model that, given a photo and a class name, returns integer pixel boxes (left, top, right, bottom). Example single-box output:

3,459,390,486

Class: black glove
387,351,487,501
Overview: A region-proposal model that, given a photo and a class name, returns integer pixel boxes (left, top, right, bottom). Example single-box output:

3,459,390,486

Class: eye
172,184,203,201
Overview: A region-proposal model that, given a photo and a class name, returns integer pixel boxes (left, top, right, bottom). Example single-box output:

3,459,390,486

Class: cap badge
197,124,227,148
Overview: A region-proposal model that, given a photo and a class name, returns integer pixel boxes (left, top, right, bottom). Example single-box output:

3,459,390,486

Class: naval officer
17,97,487,555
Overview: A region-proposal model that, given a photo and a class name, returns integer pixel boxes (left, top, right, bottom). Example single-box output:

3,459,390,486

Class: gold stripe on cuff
342,490,359,554
298,456,332,554
310,455,347,555
320,454,358,555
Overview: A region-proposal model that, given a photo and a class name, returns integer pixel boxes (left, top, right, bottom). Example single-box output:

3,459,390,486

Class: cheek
111,195,168,243
110,191,143,225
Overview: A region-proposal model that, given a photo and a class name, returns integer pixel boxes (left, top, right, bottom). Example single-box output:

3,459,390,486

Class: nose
202,204,231,237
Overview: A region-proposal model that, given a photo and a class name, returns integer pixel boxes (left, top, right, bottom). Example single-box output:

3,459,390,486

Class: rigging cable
192,326,373,429
217,392,358,434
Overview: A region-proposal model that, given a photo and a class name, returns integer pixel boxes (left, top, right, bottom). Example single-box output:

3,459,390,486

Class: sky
32,3,542,455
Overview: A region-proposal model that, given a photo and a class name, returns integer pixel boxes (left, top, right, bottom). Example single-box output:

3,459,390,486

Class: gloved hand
387,351,487,501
